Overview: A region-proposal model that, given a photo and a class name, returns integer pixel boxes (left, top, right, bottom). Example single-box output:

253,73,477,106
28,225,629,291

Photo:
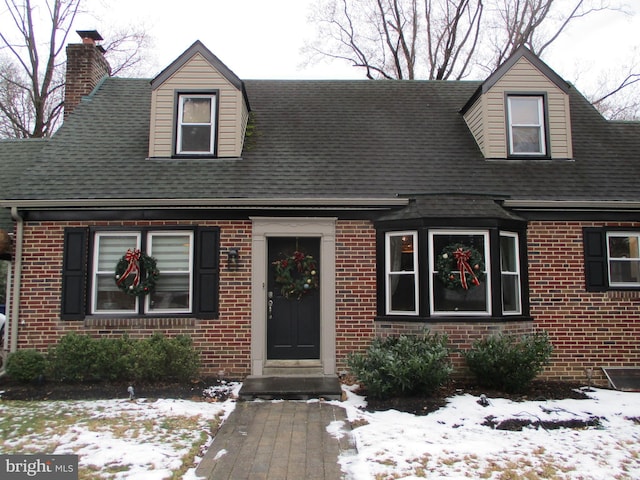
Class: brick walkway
195,401,354,480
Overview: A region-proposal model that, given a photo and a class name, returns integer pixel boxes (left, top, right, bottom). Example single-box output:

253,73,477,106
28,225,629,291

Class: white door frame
251,217,336,376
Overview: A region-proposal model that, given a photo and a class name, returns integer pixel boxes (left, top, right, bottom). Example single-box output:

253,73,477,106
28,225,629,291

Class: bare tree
0,0,150,139
0,0,80,138
307,0,623,80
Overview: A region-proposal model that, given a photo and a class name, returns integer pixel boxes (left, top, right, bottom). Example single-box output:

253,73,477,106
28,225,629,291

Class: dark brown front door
267,237,320,359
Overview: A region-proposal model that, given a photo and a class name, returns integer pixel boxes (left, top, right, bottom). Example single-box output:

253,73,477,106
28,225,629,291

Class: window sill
85,316,199,329
375,315,533,323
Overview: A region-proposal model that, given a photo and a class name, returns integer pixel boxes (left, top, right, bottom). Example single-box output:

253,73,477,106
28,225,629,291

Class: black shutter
194,227,220,318
61,227,88,320
583,228,608,291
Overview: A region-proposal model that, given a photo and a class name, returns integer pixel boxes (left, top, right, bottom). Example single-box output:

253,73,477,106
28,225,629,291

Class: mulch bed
0,377,226,402
362,379,591,416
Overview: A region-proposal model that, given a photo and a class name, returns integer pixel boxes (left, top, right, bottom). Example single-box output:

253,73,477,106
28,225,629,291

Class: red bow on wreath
116,248,141,288
453,247,480,290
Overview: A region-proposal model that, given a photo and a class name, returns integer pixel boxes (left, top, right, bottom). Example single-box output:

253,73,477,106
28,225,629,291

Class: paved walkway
195,401,355,480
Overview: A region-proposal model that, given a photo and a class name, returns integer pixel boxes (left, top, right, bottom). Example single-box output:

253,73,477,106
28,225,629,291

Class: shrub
464,331,553,393
347,334,452,399
47,332,99,382
47,333,200,383
6,349,46,383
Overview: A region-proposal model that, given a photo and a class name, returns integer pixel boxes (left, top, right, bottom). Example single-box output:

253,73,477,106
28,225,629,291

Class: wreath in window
436,243,485,290
272,251,319,299
114,248,160,297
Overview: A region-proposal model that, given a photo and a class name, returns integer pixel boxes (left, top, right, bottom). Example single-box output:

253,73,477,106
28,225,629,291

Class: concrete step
238,375,343,401
262,359,324,376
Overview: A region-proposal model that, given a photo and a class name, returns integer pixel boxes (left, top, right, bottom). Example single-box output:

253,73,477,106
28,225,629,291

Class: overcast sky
72,0,640,93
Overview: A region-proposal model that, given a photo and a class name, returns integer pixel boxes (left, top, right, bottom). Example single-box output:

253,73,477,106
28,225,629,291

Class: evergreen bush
46,333,200,383
464,331,553,393
347,333,452,399
6,349,46,383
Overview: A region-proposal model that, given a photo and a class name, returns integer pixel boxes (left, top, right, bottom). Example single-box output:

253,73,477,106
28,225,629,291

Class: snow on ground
332,384,640,479
1,382,640,479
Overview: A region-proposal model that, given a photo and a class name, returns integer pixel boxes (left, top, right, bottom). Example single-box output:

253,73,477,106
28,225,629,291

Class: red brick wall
528,221,640,385
335,221,377,372
15,220,253,378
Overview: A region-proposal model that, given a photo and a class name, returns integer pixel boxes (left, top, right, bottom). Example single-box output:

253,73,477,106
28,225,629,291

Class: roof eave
0,197,409,210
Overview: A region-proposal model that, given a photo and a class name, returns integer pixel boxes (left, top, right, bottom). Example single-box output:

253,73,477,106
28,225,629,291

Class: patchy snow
332,384,640,479
1,382,640,479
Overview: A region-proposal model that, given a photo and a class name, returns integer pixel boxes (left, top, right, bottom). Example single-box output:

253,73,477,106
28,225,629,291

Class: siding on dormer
148,53,248,158
463,56,573,160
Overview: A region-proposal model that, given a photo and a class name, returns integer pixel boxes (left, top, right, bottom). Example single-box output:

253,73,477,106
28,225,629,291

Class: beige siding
462,97,486,157
483,57,573,159
149,53,248,158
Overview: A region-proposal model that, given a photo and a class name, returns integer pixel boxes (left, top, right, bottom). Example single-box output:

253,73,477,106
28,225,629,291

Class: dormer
461,47,573,160
149,41,250,158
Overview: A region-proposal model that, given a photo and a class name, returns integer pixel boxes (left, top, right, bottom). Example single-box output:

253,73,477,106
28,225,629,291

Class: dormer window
507,95,547,156
176,92,217,155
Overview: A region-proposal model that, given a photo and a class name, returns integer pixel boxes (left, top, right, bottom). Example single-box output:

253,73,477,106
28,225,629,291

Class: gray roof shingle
2,75,639,211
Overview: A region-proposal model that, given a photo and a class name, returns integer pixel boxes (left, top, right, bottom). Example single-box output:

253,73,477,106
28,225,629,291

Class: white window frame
500,231,522,315
91,230,195,315
606,231,640,288
176,93,216,155
428,230,491,316
507,95,546,156
385,231,419,315
145,231,194,314
91,232,141,314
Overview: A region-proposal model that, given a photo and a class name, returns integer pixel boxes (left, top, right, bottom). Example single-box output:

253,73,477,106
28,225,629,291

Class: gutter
9,207,23,354
0,197,409,210
502,200,640,211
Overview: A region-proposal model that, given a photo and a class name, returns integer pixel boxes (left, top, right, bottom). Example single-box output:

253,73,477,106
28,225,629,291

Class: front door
267,237,320,359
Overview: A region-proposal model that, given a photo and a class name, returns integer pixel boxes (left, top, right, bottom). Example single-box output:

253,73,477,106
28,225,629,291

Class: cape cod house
1,32,639,386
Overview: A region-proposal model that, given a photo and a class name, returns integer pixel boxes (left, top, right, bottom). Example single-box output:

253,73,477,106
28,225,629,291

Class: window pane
149,274,190,310
500,235,517,272
609,236,639,258
97,235,137,271
389,235,414,271
510,97,540,124
502,274,520,313
181,125,211,152
182,97,211,123
609,260,640,283
432,279,487,312
95,275,136,311
431,232,488,314
512,127,542,153
389,274,416,312
151,235,191,271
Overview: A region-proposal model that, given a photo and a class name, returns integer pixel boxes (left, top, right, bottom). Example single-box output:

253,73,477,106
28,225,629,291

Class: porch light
227,248,239,270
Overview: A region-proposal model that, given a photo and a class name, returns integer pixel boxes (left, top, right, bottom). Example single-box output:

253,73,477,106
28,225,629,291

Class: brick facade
528,221,640,385
11,218,640,384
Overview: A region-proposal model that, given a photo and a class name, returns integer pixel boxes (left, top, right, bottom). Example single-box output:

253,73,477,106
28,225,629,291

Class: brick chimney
64,30,111,119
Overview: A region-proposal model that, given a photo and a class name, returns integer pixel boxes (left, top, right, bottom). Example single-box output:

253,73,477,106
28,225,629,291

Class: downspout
9,207,23,353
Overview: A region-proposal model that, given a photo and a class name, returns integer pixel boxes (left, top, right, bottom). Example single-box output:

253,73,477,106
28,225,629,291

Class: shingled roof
2,74,639,214
0,138,47,229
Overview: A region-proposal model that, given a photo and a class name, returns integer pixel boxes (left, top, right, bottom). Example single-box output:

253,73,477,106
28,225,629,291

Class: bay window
379,226,527,320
